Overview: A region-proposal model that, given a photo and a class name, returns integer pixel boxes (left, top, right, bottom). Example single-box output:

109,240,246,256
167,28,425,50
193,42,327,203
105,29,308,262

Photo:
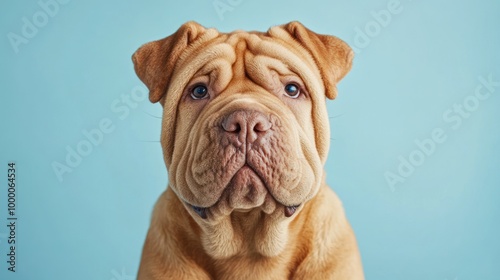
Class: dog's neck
159,187,313,261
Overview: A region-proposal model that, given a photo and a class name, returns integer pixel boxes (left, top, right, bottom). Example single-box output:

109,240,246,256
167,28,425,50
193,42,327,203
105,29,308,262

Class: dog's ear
271,21,354,99
132,21,207,103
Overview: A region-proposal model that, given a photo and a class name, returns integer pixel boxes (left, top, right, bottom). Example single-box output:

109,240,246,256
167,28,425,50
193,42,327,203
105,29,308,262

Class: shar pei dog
133,21,364,279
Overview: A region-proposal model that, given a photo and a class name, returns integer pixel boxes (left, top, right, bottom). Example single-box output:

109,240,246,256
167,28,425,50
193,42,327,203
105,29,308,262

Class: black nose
221,110,272,144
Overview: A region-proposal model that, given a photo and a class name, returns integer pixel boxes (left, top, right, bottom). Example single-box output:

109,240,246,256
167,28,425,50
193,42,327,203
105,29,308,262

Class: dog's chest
213,256,293,280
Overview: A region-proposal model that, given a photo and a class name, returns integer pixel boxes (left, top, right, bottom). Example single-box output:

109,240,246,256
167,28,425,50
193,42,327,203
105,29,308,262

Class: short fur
133,21,363,279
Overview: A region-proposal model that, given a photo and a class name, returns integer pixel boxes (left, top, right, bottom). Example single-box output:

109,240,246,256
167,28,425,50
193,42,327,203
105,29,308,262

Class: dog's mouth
185,165,302,219
187,203,301,219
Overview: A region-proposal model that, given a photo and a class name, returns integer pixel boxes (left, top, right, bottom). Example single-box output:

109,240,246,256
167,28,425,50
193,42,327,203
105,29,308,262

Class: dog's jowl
133,21,364,280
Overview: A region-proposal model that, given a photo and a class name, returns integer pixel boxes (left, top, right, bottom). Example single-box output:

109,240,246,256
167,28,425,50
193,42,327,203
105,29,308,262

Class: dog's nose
222,111,272,144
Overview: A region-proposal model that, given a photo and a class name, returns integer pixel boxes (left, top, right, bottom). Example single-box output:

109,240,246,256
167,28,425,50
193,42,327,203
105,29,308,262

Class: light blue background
1,0,499,279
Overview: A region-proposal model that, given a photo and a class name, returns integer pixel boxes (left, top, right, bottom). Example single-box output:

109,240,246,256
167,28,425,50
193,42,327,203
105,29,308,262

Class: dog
132,21,363,279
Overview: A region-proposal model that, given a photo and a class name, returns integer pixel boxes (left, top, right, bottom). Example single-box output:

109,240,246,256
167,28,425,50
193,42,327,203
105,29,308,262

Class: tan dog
133,21,363,279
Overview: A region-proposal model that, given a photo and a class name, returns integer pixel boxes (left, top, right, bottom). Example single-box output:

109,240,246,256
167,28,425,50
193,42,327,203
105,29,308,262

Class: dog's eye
284,83,301,98
190,85,209,99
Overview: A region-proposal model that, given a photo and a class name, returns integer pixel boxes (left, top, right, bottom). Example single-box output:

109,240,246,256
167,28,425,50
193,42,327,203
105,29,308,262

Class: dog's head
133,21,352,255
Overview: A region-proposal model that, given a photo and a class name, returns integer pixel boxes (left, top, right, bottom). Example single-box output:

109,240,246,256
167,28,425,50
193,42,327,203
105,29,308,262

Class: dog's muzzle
186,109,301,219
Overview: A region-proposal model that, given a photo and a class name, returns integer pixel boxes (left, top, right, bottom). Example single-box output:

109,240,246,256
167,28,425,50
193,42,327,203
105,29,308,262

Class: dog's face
133,21,352,257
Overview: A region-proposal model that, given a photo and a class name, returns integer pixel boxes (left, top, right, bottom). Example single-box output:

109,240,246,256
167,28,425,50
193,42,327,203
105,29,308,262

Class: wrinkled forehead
166,30,324,99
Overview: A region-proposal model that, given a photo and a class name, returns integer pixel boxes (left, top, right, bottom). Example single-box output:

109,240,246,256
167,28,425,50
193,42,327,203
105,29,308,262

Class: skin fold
133,21,364,280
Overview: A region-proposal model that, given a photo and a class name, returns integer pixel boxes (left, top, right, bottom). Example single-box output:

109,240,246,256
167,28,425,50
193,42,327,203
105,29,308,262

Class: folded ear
275,21,354,99
132,21,207,103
